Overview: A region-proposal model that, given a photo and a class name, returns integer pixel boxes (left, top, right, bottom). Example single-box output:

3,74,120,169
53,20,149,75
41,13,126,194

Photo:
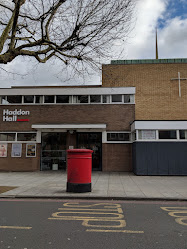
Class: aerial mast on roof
156,27,159,59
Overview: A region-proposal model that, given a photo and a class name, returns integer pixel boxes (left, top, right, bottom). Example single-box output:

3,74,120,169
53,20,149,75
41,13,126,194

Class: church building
0,58,187,175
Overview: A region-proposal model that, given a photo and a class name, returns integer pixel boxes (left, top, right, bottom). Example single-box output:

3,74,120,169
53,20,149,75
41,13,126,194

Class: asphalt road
0,199,186,249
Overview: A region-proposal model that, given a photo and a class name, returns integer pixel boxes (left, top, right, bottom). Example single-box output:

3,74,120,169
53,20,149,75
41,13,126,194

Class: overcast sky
0,0,187,88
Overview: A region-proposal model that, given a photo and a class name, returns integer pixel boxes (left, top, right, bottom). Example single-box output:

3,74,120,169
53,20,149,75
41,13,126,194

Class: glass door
41,132,67,170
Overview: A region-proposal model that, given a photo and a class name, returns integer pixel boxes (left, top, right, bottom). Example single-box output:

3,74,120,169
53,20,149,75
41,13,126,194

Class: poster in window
0,144,7,157
11,144,22,157
141,130,156,140
26,144,36,157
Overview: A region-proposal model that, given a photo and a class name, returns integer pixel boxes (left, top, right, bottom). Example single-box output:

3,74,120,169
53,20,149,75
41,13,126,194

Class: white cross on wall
171,72,187,97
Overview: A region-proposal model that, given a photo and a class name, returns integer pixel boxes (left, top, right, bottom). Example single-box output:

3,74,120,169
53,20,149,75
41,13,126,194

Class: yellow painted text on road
49,202,144,234
161,207,187,226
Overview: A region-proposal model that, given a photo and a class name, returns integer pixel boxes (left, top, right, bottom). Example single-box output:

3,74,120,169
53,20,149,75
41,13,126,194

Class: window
102,95,110,103
35,96,43,103
111,95,122,103
0,96,8,104
124,95,130,103
90,95,101,103
73,95,88,103
107,133,130,142
138,130,156,140
159,130,176,139
1,94,135,105
7,96,22,104
180,130,187,139
0,133,16,141
56,95,72,103
44,95,55,103
17,133,37,141
24,96,34,103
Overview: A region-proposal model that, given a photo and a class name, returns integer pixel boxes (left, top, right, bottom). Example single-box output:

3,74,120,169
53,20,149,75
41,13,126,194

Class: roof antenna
156,27,159,59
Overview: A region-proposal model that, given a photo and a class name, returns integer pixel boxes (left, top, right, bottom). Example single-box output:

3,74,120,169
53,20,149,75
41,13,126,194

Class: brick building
0,86,135,172
103,59,187,175
0,58,187,175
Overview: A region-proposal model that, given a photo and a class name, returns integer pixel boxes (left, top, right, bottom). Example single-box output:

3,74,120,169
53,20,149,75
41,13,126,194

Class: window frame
106,131,132,143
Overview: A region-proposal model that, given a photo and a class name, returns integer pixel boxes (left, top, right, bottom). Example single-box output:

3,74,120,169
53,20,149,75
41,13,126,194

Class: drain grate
0,186,17,194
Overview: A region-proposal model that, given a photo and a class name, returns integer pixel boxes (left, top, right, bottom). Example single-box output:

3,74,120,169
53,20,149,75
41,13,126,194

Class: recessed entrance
41,131,102,171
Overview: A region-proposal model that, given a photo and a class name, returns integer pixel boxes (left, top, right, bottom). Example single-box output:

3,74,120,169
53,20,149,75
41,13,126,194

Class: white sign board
141,130,156,140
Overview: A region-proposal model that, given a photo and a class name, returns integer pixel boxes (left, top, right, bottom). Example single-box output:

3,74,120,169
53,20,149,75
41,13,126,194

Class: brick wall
102,143,132,172
102,63,187,120
0,104,135,131
0,143,40,171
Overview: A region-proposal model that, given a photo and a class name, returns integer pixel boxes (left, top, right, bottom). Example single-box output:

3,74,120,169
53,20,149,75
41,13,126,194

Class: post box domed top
67,149,93,153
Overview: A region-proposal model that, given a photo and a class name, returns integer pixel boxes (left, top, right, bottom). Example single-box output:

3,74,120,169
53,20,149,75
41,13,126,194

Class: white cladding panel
0,87,136,96
32,124,107,129
131,121,187,131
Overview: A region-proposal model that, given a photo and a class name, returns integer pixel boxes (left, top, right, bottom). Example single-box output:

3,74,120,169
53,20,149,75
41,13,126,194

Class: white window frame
106,131,132,144
0,132,38,143
0,94,135,105
134,129,187,142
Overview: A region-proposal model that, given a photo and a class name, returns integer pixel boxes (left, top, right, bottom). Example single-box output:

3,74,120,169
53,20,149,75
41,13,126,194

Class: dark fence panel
133,142,187,175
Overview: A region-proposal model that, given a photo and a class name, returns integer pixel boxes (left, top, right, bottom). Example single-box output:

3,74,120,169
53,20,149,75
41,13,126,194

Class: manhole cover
0,186,17,194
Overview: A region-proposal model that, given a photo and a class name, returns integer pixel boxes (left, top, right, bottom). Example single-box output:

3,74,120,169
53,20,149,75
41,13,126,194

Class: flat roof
111,58,187,65
0,86,136,95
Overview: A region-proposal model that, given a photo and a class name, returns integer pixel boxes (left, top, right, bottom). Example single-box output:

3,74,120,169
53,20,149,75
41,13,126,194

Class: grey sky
0,0,187,88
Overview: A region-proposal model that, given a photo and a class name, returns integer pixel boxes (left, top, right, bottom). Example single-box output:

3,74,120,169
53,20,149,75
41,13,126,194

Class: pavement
0,171,187,200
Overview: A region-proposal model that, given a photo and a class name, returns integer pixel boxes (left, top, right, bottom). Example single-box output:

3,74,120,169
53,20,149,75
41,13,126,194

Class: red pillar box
66,149,93,193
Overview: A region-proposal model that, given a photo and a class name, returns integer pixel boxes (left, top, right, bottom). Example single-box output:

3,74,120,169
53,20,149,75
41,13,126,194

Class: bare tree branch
0,0,136,71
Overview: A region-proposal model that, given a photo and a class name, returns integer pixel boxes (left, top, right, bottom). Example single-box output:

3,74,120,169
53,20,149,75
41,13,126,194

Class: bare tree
0,0,136,70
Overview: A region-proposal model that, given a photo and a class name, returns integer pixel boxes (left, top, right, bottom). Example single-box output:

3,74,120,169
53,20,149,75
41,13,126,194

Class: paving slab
0,171,186,200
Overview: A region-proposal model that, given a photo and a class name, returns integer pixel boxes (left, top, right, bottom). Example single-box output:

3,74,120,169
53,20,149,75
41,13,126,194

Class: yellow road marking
51,211,124,219
49,202,144,233
161,207,187,226
49,217,123,221
86,229,144,234
82,219,126,228
58,208,123,213
0,226,32,230
175,218,187,226
161,207,187,212
168,211,187,218
63,203,121,208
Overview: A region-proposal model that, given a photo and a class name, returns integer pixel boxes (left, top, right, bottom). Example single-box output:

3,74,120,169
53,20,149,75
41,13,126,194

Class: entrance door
77,132,102,171
41,132,66,170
